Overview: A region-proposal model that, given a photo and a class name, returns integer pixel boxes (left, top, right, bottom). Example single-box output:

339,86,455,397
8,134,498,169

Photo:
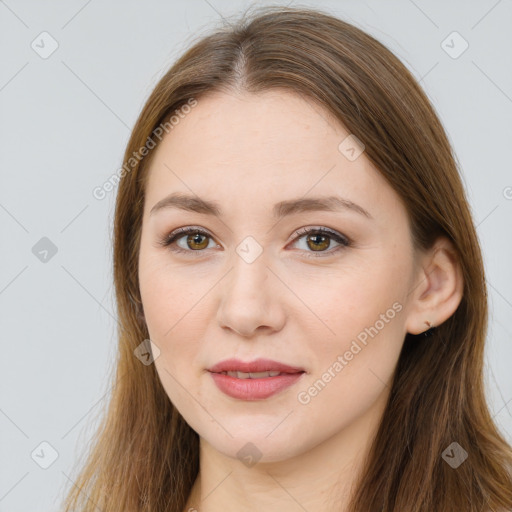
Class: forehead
160,90,348,165
143,90,403,224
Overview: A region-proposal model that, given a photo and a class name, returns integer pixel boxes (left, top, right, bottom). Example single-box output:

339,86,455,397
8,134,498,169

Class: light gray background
1,0,511,510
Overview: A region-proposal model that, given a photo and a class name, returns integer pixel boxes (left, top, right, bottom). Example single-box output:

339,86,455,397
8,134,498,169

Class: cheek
139,247,205,336
138,247,213,388
294,259,404,341
140,274,203,361
140,262,207,415
290,282,404,446
295,260,406,394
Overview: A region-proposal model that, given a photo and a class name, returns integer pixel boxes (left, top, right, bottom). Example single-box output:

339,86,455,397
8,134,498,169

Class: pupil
309,234,329,251
189,233,207,249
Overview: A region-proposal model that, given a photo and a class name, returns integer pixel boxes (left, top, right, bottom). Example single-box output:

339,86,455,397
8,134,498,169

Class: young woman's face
138,90,419,463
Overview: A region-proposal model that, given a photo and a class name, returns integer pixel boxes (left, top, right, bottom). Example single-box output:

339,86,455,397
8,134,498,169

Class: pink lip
209,372,305,400
208,357,305,374
207,358,306,400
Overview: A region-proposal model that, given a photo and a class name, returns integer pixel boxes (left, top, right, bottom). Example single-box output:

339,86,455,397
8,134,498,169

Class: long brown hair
60,5,512,511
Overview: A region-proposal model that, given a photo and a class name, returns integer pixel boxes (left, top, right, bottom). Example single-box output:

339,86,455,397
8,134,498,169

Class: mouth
207,358,306,400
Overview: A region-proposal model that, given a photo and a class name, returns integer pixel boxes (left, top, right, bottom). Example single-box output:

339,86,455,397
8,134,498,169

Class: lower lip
209,371,305,400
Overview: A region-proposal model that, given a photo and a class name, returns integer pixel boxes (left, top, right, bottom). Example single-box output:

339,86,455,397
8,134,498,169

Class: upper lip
208,358,305,374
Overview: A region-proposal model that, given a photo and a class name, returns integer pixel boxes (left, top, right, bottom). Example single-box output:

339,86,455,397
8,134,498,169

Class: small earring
423,320,435,337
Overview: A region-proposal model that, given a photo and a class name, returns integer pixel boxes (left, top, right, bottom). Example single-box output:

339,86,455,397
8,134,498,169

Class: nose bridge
216,241,286,336
226,241,270,301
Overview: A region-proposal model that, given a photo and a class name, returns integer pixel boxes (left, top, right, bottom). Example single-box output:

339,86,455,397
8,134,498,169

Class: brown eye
306,233,331,251
159,227,216,254
291,226,350,258
159,226,350,259
185,232,210,250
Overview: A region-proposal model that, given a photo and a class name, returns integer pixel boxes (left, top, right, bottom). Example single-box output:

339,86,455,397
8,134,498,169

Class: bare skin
137,90,464,512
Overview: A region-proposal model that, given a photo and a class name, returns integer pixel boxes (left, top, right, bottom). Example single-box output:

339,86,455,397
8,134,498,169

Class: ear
405,236,464,335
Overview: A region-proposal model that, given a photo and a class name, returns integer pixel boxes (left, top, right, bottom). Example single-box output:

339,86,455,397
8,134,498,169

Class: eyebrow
149,192,373,220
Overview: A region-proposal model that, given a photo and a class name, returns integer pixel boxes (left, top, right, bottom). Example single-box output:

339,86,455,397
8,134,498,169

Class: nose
216,252,287,338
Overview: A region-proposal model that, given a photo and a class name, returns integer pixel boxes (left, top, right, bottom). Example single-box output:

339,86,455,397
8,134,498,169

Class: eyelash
157,226,351,259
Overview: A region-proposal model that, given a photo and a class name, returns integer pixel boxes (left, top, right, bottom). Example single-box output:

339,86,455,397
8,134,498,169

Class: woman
61,5,512,512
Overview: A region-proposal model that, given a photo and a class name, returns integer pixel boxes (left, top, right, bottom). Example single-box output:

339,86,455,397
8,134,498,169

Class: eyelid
156,226,219,252
289,226,349,246
158,225,351,257
287,226,350,258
